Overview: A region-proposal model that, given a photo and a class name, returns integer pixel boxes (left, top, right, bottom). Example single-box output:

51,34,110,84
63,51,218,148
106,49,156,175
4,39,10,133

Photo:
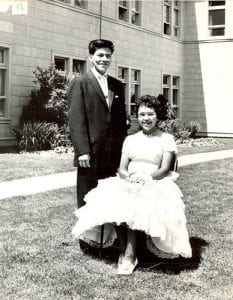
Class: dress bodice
128,161,159,175
122,131,177,175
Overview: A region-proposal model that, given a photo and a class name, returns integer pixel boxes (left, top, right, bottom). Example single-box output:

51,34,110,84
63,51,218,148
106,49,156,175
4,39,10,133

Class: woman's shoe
117,257,138,275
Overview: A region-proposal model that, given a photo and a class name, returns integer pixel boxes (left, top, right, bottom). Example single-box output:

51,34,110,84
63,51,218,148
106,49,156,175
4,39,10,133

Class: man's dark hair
88,39,115,54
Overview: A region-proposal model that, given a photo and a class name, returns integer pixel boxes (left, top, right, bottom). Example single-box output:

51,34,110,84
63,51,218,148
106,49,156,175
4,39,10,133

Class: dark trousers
76,166,117,208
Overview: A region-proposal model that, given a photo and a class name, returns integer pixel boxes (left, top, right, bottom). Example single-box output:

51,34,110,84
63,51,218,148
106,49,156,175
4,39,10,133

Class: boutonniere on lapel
114,95,119,99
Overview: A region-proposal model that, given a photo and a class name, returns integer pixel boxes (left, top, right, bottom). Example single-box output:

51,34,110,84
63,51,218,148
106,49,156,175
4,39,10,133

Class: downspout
99,0,102,38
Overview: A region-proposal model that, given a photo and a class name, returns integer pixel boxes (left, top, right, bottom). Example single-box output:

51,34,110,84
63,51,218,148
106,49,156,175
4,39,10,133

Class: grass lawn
0,158,232,299
0,151,75,182
1,137,233,183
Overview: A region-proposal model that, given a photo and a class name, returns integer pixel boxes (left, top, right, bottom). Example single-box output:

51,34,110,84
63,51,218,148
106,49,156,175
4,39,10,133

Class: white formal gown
72,131,192,258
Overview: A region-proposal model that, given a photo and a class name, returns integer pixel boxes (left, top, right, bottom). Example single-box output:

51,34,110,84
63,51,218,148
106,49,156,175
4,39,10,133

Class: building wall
183,0,233,137
2,0,232,146
0,0,184,146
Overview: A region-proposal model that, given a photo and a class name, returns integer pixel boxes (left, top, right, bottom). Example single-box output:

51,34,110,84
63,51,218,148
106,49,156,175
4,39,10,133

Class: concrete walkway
1,149,233,200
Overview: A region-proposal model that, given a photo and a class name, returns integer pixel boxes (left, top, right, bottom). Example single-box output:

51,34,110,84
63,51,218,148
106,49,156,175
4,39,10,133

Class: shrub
186,120,202,138
158,119,201,142
20,65,69,126
13,65,73,151
52,125,72,149
13,122,59,152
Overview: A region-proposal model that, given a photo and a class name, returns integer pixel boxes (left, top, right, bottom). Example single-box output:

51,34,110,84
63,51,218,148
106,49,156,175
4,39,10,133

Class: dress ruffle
72,175,192,258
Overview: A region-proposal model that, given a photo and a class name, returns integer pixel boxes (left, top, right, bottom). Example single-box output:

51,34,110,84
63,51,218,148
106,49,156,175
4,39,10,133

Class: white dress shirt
92,67,109,106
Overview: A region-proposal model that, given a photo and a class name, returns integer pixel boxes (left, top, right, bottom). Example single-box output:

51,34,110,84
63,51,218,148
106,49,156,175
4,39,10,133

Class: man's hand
78,154,90,168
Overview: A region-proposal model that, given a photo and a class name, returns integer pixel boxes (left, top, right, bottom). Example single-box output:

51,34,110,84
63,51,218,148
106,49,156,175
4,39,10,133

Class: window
130,69,140,115
118,1,141,26
54,57,68,72
118,67,141,117
208,1,225,36
162,74,180,118
53,0,88,9
163,0,181,37
0,47,9,117
173,1,180,37
163,0,171,35
163,74,170,100
72,59,86,74
54,56,86,76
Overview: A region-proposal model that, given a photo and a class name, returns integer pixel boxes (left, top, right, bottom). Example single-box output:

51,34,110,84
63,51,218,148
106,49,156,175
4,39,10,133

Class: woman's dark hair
88,39,115,55
135,94,169,121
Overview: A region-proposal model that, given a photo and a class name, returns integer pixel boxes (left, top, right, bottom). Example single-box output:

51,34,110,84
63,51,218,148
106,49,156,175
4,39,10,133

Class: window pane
131,69,139,82
119,6,128,21
164,23,170,34
0,49,4,64
165,5,170,23
73,59,85,74
119,0,128,7
209,1,225,6
118,67,127,80
57,0,70,3
130,85,139,115
163,88,169,100
210,27,225,36
174,9,179,26
173,89,178,106
163,74,169,85
131,0,140,11
209,9,225,25
74,0,87,9
54,57,66,71
131,11,140,25
173,76,179,86
0,69,5,96
0,99,5,116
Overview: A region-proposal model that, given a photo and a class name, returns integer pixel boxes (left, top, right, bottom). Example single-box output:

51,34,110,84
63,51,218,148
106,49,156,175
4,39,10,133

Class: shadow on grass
77,235,209,275
136,236,209,274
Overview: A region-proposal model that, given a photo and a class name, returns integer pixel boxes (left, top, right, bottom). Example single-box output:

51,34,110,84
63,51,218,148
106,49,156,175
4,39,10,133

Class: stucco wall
183,0,233,136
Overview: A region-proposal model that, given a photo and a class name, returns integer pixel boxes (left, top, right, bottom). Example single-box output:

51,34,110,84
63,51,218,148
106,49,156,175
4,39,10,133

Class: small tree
14,65,72,151
20,65,69,126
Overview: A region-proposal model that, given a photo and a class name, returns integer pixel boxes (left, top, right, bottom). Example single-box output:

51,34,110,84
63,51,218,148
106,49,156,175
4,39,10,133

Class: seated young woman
72,94,192,275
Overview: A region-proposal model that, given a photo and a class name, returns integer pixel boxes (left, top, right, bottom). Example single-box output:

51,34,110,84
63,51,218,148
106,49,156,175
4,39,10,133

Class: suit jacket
67,70,128,171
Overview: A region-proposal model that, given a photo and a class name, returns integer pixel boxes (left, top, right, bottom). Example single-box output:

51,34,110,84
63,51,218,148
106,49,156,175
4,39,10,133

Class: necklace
142,128,158,137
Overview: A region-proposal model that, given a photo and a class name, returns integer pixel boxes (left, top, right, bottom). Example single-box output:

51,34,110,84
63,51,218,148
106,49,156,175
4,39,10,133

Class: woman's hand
127,173,153,185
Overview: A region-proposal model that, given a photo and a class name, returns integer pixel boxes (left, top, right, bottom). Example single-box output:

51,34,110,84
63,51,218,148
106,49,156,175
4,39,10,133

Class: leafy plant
158,119,201,142
13,65,73,151
13,122,60,152
20,65,69,126
186,120,202,138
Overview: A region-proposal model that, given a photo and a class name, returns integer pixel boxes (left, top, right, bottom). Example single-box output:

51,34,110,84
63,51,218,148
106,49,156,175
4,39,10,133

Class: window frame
117,65,142,117
163,0,181,38
130,68,141,116
51,0,88,9
208,1,225,37
0,46,10,119
118,0,142,26
162,73,180,118
163,0,171,35
53,54,87,77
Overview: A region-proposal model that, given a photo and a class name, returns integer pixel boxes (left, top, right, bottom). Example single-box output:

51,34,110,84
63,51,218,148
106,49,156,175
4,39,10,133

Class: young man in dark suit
68,39,128,208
